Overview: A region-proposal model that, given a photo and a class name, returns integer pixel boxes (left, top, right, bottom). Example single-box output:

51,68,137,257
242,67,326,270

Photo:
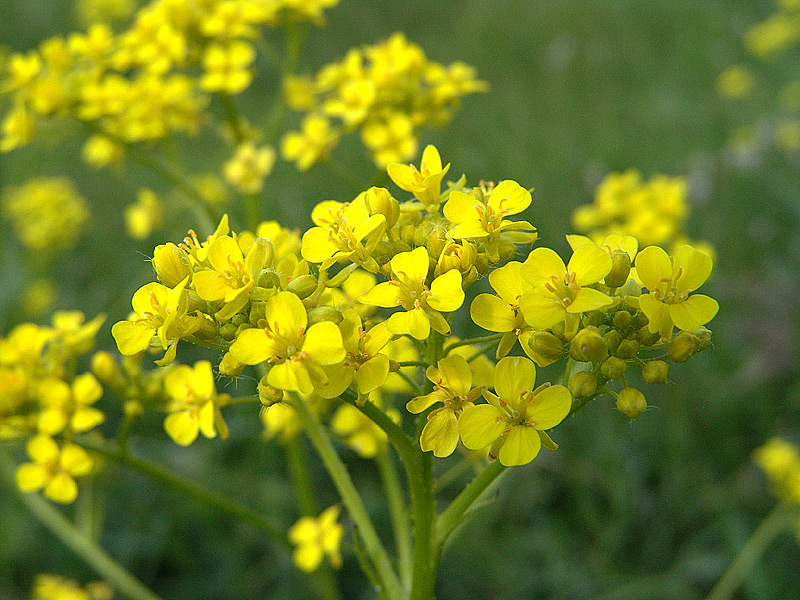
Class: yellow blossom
16,434,93,503
125,188,163,240
164,361,230,445
36,373,105,435
387,144,449,210
281,114,340,171
200,41,256,94
224,142,276,194
458,356,570,466
289,506,344,572
359,246,465,339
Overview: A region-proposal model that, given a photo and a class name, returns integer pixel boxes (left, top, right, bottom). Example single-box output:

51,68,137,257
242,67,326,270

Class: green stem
442,333,505,356
436,459,507,545
0,453,163,600
288,394,403,600
433,458,475,494
408,451,435,600
704,505,796,600
396,361,428,368
73,437,291,551
219,92,246,144
376,447,413,589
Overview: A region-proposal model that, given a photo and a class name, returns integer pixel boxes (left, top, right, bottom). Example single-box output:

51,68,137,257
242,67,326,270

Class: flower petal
497,426,541,466
387,309,430,340
669,294,719,331
494,356,537,409
428,269,464,312
303,321,346,365
391,247,429,284
521,247,566,289
487,180,531,216
568,243,613,286
518,292,566,330
525,385,571,430
566,287,613,313
635,246,672,292
470,294,516,332
420,409,460,457
458,404,506,450
229,328,279,365
672,245,712,293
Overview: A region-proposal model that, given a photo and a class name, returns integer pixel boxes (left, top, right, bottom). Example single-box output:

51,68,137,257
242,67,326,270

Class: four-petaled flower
164,360,231,446
519,245,613,334
16,434,93,504
634,244,718,340
386,144,449,210
406,355,482,457
289,506,345,573
229,291,346,394
458,356,571,466
358,246,464,339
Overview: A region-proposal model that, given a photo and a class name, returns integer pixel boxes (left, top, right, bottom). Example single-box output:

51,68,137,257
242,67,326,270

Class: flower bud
194,315,219,340
91,351,118,383
616,387,646,418
248,302,266,326
287,274,318,299
123,399,143,418
583,310,605,327
638,327,661,346
219,323,238,341
569,326,608,363
258,377,284,406
603,330,623,353
425,229,448,260
497,241,518,264
219,352,244,377
642,360,669,384
605,249,632,288
307,306,343,326
258,270,281,289
413,221,436,248
613,310,632,331
668,331,699,362
436,240,477,278
232,312,248,327
474,252,490,275
569,371,597,398
615,338,640,359
152,242,191,288
528,331,565,361
600,356,627,380
364,186,399,227
400,224,416,246
695,327,712,351
617,278,641,298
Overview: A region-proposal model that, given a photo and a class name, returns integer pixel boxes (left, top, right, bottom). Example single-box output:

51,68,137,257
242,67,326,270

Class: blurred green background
1,0,799,598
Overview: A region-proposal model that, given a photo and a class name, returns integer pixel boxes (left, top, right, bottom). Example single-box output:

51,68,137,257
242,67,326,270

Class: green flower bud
613,310,632,331
474,252,490,275
287,274,318,299
695,327,712,351
615,338,640,359
604,330,623,353
258,270,281,288
194,315,219,340
642,360,670,384
638,327,661,346
616,387,646,418
307,306,343,326
569,371,598,398
528,331,565,361
600,356,627,380
605,249,632,288
249,302,266,326
497,241,518,264
219,323,238,341
258,377,284,407
400,224,416,246
583,310,605,327
569,326,608,363
231,312,248,327
219,352,244,377
635,311,650,329
668,331,699,362
425,229,448,260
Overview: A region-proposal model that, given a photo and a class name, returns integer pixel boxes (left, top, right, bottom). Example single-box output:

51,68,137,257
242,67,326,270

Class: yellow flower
16,434,93,503
301,193,386,272
470,261,559,365
361,112,417,167
406,355,482,457
386,144,449,210
331,394,399,458
229,291,346,394
164,361,230,446
313,309,394,400
281,114,340,171
111,276,204,366
358,246,464,339
566,233,638,288
1,104,37,152
519,245,613,331
192,235,270,321
754,437,800,504
634,245,718,340
200,41,256,94
289,506,344,572
124,188,163,240
458,357,570,466
36,372,105,435
224,142,276,195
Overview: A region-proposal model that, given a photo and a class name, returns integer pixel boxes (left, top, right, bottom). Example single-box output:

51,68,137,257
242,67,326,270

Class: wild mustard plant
0,2,730,599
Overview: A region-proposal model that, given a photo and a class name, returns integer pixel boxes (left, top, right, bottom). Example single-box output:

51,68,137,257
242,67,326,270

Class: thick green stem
376,448,413,588
73,437,290,551
0,453,162,600
408,451,435,600
436,459,507,545
704,505,796,600
288,394,403,600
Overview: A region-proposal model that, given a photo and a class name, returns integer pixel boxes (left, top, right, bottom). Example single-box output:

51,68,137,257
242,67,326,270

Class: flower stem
288,394,403,600
704,504,796,600
73,437,291,551
435,459,507,546
0,452,163,600
442,333,505,356
376,447,413,589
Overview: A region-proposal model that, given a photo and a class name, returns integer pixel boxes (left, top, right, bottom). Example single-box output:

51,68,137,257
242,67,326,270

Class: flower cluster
282,33,487,169
2,177,89,255
718,0,800,154
0,0,340,156
571,170,712,253
1,312,105,503
754,437,800,505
